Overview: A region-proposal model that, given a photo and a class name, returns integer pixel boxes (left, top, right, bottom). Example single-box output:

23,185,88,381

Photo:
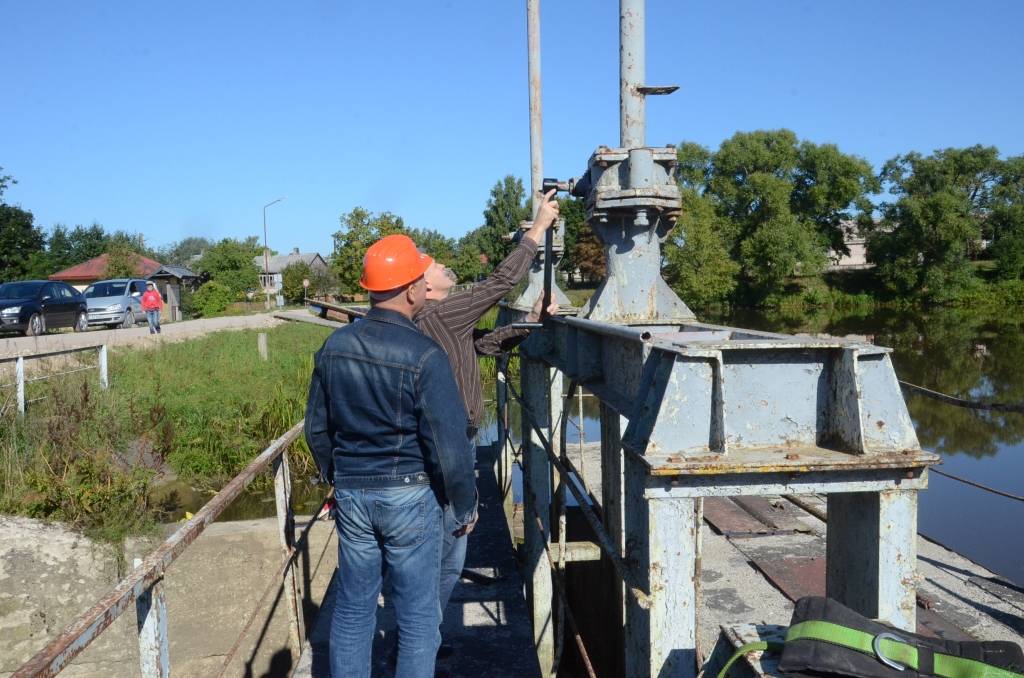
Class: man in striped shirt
415,189,561,643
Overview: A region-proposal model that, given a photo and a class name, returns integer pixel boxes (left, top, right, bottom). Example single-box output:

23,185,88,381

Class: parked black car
0,280,89,336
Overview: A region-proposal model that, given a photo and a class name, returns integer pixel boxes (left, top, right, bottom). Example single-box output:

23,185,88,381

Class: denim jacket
304,307,477,527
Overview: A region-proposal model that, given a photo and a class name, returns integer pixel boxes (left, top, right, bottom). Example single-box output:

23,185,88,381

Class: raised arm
436,190,560,333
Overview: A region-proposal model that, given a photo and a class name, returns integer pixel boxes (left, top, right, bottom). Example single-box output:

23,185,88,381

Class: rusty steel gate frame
12,422,319,678
498,1,941,677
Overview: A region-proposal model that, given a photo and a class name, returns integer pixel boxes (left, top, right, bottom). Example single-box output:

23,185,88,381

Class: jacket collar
365,306,419,331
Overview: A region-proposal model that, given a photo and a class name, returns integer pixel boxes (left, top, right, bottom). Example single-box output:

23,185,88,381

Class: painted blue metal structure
505,1,940,676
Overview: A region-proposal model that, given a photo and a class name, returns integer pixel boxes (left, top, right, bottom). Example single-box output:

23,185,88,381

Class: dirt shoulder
0,313,283,359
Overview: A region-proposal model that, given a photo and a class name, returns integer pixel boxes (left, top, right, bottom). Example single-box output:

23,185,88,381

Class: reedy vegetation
0,323,330,544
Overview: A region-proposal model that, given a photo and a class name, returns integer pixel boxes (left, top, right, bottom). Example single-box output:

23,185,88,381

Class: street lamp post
263,197,284,309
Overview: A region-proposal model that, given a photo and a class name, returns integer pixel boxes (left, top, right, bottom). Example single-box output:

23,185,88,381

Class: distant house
148,265,200,321
49,253,163,291
827,220,873,271
252,248,328,294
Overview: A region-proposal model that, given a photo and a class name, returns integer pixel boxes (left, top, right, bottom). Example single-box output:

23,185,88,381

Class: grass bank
0,322,331,545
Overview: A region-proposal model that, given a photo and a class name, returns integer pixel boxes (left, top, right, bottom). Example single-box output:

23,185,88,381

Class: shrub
192,281,235,317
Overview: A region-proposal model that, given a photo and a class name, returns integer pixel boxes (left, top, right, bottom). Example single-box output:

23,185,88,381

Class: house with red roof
49,253,163,291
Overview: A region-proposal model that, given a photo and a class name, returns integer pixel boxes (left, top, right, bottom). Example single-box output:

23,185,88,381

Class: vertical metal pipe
527,0,543,217
133,558,170,678
620,0,645,149
98,345,108,390
16,356,25,416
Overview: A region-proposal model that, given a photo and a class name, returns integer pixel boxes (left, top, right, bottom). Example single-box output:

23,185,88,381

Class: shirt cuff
519,238,539,255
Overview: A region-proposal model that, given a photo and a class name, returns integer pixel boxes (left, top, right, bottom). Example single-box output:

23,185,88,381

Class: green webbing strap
716,620,1024,678
716,641,785,678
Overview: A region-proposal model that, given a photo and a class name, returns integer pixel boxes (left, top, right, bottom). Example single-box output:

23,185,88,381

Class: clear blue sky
3,1,1022,257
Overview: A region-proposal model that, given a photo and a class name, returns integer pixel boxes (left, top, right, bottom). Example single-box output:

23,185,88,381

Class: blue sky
3,1,1022,257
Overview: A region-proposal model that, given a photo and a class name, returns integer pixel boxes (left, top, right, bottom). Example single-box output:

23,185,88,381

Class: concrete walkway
0,313,283,359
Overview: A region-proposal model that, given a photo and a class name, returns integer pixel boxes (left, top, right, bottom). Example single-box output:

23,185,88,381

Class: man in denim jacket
304,234,477,678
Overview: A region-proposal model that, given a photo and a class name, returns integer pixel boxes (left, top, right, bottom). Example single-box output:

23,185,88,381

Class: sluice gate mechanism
501,1,940,676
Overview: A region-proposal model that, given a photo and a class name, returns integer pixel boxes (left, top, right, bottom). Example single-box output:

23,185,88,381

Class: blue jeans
146,310,160,333
331,484,443,678
439,505,467,620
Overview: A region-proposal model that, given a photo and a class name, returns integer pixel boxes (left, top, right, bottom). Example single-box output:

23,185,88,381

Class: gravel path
0,313,284,359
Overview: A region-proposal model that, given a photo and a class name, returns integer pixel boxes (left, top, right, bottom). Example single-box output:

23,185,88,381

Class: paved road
0,313,284,359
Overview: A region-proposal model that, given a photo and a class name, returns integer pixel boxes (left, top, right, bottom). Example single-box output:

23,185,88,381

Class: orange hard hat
359,234,434,292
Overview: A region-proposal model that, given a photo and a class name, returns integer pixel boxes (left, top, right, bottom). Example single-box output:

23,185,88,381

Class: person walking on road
141,281,163,334
304,234,478,678
415,188,560,633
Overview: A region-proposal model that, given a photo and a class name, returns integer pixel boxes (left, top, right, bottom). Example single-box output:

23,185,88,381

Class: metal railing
12,421,322,678
0,345,108,417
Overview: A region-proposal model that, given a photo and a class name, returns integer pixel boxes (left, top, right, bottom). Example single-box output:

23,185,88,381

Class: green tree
0,204,45,282
331,207,407,294
990,155,1024,279
194,238,261,298
792,142,879,256
477,175,530,268
708,130,828,300
46,225,74,272
406,227,456,264
103,240,142,279
450,231,488,282
281,261,312,303
191,281,235,317
156,237,215,266
867,145,1000,301
558,197,587,286
0,167,14,199
664,189,739,308
575,224,605,283
66,224,109,265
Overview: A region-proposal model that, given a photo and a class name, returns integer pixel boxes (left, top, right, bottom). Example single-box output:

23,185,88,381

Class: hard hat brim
359,252,434,292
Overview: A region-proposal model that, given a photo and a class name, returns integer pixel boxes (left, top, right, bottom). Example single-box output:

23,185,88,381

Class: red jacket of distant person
141,289,163,311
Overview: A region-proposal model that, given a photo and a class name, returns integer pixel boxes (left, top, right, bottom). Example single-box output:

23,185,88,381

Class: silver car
84,279,148,329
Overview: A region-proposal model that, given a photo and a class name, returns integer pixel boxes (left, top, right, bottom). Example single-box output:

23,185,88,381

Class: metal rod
620,0,645,148
507,378,652,609
899,380,1024,414
0,344,105,364
520,463,599,678
930,467,1024,502
557,314,654,342
527,0,543,218
543,226,553,317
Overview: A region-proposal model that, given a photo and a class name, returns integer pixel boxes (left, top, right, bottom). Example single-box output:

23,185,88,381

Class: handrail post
273,449,303,650
16,356,25,416
98,344,109,389
133,558,170,678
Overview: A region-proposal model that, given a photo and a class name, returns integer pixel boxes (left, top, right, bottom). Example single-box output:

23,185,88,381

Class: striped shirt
416,239,538,427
